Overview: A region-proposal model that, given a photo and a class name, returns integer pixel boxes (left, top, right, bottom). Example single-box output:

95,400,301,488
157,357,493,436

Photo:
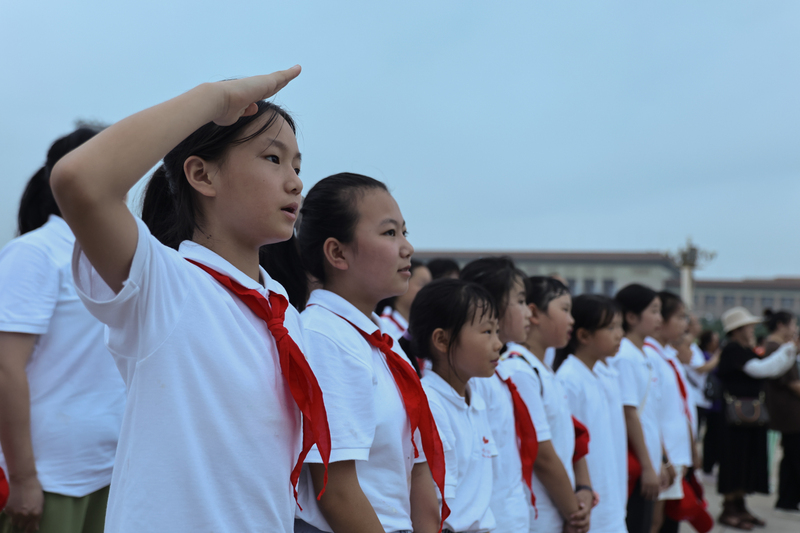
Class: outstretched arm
51,67,301,293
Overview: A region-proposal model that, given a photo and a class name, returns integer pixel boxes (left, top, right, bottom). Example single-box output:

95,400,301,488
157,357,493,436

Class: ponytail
141,165,198,250
260,235,308,312
18,127,100,235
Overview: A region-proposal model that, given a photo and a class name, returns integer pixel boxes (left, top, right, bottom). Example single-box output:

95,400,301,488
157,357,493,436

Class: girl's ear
184,156,217,198
431,327,450,357
625,310,639,330
576,327,592,346
529,303,542,326
322,237,349,272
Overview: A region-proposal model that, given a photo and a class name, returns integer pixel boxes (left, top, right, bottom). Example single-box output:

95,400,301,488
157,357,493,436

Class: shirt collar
48,215,74,244
179,240,288,299
425,371,485,411
506,342,550,372
306,289,381,334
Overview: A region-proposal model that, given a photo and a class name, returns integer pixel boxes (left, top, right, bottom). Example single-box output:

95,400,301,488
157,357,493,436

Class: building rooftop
414,250,677,265
665,278,800,290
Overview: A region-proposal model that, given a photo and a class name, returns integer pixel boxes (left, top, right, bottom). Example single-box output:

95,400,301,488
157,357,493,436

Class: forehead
355,188,401,224
238,113,299,153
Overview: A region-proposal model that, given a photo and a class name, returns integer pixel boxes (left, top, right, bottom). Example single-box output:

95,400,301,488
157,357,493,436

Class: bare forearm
410,462,439,533
534,441,579,519
0,365,36,480
309,462,383,533
623,406,654,471
573,457,591,487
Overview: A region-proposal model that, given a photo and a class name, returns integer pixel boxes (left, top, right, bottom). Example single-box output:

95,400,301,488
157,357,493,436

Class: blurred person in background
0,129,126,533
693,329,723,480
426,258,460,280
762,309,800,513
716,307,797,530
377,260,432,341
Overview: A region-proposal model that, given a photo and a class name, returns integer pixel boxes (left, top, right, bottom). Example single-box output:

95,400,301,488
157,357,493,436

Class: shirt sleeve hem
304,448,371,463
0,322,48,334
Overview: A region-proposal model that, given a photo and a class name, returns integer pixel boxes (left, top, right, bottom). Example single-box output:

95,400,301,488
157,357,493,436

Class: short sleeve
425,396,457,500
509,366,551,442
613,356,641,407
72,217,190,361
0,241,59,334
303,331,377,463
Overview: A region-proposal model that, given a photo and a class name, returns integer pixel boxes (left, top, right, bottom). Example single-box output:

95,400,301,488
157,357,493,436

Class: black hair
763,308,795,333
427,258,460,280
697,329,718,352
614,283,658,333
526,276,570,309
398,278,497,378
18,127,100,235
141,100,295,250
459,257,526,319
259,236,308,312
376,259,426,314
657,291,684,322
554,294,620,370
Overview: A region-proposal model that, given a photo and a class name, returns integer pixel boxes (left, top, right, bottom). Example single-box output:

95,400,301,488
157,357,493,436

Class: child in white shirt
402,278,503,532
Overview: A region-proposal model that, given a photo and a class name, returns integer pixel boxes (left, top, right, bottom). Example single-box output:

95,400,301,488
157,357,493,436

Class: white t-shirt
73,217,303,533
297,290,423,533
686,343,711,410
503,343,575,533
470,372,529,533
379,306,408,342
0,216,125,497
557,356,627,533
643,339,692,468
422,372,496,533
593,360,628,515
611,338,662,474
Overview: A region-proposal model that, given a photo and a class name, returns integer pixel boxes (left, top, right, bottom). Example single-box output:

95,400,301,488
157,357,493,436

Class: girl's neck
653,334,669,348
573,346,602,371
521,330,548,363
626,331,647,351
432,363,468,400
323,278,380,319
192,230,261,283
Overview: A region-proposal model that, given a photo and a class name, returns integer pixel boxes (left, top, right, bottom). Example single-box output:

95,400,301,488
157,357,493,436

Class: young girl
291,173,443,533
610,284,666,533
50,69,331,533
378,260,432,341
502,276,592,533
402,279,502,532
555,294,627,533
460,257,536,533
642,292,692,533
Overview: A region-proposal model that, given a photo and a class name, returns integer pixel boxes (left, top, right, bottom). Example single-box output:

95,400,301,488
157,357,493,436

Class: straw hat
721,306,762,333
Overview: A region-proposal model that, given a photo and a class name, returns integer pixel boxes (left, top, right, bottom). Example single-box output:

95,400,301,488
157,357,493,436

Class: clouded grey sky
2,1,799,279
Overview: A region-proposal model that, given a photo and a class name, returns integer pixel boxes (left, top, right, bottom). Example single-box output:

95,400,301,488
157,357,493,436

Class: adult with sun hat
716,306,798,530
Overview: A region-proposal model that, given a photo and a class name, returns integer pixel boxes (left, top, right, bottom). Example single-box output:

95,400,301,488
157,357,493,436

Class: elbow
50,155,100,214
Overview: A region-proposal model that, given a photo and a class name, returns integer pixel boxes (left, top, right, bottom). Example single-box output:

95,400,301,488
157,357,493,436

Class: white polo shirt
379,306,408,341
557,356,627,533
422,372,496,532
503,343,575,533
298,290,423,533
470,371,529,533
611,338,662,474
73,217,303,533
643,339,692,469
686,343,711,411
0,215,125,497
593,360,628,514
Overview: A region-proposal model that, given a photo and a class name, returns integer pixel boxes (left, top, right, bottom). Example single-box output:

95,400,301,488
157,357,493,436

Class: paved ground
679,438,800,533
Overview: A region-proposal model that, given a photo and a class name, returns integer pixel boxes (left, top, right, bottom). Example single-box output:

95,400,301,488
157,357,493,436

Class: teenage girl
290,173,443,533
378,260,432,341
50,69,331,533
642,292,692,533
610,284,666,533
555,294,627,533
503,277,593,533
402,279,502,532
460,257,535,533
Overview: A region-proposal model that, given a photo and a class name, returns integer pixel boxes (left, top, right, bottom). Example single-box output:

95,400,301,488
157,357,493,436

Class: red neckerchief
380,310,407,334
497,372,539,517
644,341,692,422
572,416,590,463
318,308,450,532
186,260,331,507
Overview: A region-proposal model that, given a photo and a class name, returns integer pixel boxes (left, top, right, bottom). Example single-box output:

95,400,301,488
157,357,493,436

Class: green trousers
0,485,108,533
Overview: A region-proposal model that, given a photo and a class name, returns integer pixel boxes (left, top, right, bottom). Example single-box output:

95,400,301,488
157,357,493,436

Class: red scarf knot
186,259,331,507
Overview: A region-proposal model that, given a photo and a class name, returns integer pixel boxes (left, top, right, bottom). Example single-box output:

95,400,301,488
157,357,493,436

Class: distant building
414,250,800,320
666,278,800,320
412,251,679,297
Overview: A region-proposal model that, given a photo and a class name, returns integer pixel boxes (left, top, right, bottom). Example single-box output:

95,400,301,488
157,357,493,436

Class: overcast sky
2,1,799,279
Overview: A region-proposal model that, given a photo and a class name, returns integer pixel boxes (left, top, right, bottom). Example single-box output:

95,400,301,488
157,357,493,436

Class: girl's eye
264,155,279,163
385,229,396,236
402,230,409,237
294,168,301,176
